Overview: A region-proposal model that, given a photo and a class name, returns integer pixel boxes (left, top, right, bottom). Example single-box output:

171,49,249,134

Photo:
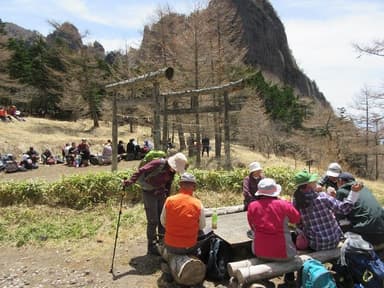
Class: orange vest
164,190,202,248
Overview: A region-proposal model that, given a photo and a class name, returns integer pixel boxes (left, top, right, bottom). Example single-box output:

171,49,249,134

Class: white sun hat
249,162,263,173
326,162,342,177
255,178,281,197
167,152,188,174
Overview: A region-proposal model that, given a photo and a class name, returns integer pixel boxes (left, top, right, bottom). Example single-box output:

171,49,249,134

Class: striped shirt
298,191,354,251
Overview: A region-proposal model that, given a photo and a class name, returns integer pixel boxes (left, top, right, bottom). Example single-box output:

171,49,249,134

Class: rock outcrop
223,0,328,105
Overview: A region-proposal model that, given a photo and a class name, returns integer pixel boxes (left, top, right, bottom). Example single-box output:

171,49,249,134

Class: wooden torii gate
161,78,246,169
105,67,174,171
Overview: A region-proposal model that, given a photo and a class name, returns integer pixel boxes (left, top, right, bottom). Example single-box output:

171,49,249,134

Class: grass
0,204,148,247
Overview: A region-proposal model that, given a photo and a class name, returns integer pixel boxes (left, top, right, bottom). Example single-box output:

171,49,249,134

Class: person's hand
351,181,363,192
314,184,323,192
121,178,132,188
326,187,336,197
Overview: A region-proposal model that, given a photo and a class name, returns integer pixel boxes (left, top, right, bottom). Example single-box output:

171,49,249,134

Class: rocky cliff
224,0,328,105
138,0,329,107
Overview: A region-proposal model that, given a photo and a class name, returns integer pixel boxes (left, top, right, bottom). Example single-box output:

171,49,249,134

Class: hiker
143,140,153,152
247,178,300,286
201,136,210,157
117,140,125,160
243,161,265,210
293,170,361,251
123,152,188,255
160,172,205,255
248,178,300,259
41,148,55,165
127,138,140,159
0,106,7,121
62,143,71,163
336,172,384,247
26,146,39,164
77,138,90,166
101,140,112,165
19,154,37,170
67,142,78,166
316,162,342,193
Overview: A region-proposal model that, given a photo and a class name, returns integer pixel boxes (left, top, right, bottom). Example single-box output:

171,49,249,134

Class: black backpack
339,232,384,288
205,236,232,281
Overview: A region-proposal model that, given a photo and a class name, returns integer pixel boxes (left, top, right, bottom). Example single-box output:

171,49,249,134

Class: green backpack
300,259,336,288
139,150,167,168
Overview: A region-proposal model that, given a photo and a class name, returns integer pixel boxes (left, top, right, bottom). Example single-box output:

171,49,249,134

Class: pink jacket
247,197,300,260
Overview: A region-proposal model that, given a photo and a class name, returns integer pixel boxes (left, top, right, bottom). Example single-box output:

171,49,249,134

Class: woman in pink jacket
247,178,300,260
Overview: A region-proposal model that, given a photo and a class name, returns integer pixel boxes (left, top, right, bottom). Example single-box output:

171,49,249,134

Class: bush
0,166,300,209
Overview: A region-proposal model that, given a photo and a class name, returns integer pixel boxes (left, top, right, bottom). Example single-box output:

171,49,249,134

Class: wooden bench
227,248,341,288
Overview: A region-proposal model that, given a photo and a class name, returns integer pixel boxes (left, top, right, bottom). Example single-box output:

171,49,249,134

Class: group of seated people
243,161,384,286
147,158,384,287
0,147,40,173
117,138,153,160
0,105,25,122
0,146,67,173
62,139,91,167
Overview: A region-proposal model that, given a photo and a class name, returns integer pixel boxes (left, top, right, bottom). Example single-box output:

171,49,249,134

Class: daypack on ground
4,160,19,173
340,232,384,288
299,258,336,288
205,236,232,281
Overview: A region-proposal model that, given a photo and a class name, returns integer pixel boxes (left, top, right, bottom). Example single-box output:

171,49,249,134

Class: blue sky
1,0,383,111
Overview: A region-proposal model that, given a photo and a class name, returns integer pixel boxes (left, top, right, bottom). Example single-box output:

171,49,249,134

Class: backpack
137,159,167,191
139,150,167,168
5,160,19,173
205,236,232,281
299,259,336,288
340,232,384,288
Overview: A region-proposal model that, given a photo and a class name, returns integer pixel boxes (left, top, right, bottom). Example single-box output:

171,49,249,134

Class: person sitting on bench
293,171,361,251
247,178,300,286
336,172,384,248
160,172,206,255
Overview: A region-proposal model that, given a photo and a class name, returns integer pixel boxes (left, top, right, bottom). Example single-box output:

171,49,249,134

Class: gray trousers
142,190,166,247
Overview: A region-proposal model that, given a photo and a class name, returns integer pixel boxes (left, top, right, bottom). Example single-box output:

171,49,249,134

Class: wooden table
206,211,251,247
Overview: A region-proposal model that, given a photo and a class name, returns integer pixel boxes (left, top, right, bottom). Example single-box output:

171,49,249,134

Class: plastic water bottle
211,208,218,230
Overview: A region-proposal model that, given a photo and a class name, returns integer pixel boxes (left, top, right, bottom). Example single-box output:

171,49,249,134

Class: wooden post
162,94,168,151
224,91,231,170
111,92,118,172
153,81,161,149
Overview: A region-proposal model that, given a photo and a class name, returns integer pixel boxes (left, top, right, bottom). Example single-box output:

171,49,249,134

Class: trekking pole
109,177,127,277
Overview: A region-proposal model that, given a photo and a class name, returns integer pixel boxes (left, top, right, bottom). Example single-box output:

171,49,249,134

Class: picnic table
204,207,253,261
209,211,251,247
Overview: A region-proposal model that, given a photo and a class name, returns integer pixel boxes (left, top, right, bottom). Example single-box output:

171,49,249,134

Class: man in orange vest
160,172,206,255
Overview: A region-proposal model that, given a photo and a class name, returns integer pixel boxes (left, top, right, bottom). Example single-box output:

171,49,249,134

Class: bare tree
348,87,384,176
354,39,384,57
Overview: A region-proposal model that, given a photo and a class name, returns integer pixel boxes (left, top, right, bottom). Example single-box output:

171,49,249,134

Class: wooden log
105,67,174,90
204,205,244,217
235,248,340,285
168,253,206,286
161,78,245,98
227,258,266,277
159,245,206,286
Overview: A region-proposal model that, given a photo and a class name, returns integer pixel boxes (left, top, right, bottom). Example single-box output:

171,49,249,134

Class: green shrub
0,166,301,209
0,180,47,206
